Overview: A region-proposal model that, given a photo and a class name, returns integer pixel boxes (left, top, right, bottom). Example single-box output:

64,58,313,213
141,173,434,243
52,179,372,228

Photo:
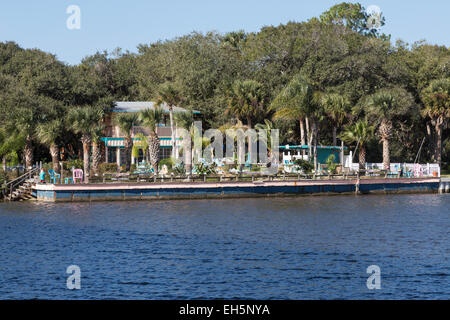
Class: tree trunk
148,132,160,177
185,140,192,177
332,126,337,146
2,156,6,171
426,121,434,162
434,116,443,165
312,119,318,171
92,141,102,175
81,134,92,183
379,118,392,171
299,118,305,156
306,117,312,161
124,136,132,172
382,138,390,171
359,145,366,170
24,135,33,171
169,105,175,159
50,143,59,173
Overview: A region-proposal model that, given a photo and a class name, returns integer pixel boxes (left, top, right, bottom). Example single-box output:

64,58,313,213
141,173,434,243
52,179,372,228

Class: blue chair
48,169,61,184
64,177,73,184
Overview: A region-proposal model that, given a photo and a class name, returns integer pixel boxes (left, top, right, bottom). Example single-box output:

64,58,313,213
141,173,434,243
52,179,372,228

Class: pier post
355,170,360,195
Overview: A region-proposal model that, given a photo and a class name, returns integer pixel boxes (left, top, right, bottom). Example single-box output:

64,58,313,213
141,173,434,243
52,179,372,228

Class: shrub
173,162,186,176
194,162,216,175
159,157,174,170
326,155,338,174
294,159,314,174
98,163,119,175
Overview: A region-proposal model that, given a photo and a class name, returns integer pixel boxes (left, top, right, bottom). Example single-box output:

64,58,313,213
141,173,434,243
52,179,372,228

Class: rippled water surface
0,194,449,299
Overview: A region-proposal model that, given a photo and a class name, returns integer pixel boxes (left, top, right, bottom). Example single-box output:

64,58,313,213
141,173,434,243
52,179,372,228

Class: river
0,194,448,299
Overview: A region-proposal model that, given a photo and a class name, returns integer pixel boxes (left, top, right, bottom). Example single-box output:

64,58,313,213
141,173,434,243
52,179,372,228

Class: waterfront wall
32,178,441,202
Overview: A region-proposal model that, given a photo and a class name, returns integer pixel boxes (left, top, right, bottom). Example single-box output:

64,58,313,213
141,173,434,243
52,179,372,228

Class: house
101,101,200,166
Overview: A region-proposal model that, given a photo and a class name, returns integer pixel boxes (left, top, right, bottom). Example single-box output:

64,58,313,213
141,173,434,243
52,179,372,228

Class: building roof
112,101,201,114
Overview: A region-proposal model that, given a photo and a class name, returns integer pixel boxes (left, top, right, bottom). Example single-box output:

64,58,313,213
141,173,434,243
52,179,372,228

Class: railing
70,168,434,185
1,167,39,200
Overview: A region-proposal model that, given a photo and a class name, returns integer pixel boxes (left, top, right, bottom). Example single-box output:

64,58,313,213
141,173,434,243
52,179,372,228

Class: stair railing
2,167,39,201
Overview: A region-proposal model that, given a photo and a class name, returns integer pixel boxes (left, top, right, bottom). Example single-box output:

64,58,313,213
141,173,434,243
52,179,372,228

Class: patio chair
73,169,84,183
48,169,61,184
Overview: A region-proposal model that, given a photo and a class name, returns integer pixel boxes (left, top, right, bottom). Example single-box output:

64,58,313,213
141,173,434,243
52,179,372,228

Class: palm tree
67,107,104,182
91,123,105,175
36,119,64,173
155,83,182,159
365,88,414,171
421,78,450,165
340,120,374,170
321,93,350,146
114,113,138,172
227,79,266,129
132,133,149,163
139,107,164,176
270,75,313,152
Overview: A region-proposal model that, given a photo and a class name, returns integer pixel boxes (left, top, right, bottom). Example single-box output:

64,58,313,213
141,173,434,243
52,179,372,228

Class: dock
32,177,441,202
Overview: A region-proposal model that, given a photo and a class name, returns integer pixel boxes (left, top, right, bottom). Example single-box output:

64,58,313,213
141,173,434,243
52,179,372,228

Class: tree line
0,2,449,177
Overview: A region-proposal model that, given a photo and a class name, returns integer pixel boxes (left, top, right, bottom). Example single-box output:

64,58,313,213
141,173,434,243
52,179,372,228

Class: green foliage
294,159,314,174
98,163,119,174
194,162,216,175
326,154,338,174
173,163,186,176
159,157,174,170
63,159,83,170
114,113,138,137
0,2,449,168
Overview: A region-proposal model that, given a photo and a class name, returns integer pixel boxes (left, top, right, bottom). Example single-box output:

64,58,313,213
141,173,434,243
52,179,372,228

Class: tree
67,107,104,182
421,78,450,165
36,119,63,173
321,93,351,146
365,88,415,170
155,82,182,158
271,75,313,151
0,127,25,171
139,107,164,176
319,2,385,37
227,79,266,129
340,120,374,169
114,113,138,171
91,123,105,175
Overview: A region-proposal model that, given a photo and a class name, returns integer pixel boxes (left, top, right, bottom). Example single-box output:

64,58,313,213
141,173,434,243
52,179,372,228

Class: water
0,194,448,299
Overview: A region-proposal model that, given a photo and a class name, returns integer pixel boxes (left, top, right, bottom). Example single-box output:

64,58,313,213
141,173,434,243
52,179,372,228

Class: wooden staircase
7,178,37,201
2,168,39,202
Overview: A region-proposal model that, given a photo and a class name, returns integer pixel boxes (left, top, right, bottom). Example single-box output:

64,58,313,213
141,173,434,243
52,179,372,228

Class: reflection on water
0,194,449,299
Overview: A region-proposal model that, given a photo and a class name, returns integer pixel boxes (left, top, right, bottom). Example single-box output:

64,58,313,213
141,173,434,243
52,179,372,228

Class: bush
98,163,119,174
194,162,216,175
159,157,174,170
294,159,314,174
326,155,338,174
173,162,186,176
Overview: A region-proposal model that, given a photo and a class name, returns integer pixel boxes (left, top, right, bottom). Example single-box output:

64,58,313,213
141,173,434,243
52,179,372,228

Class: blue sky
0,0,448,65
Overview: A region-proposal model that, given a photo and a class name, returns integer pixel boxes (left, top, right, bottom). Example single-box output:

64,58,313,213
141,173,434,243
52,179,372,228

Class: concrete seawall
32,178,441,202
